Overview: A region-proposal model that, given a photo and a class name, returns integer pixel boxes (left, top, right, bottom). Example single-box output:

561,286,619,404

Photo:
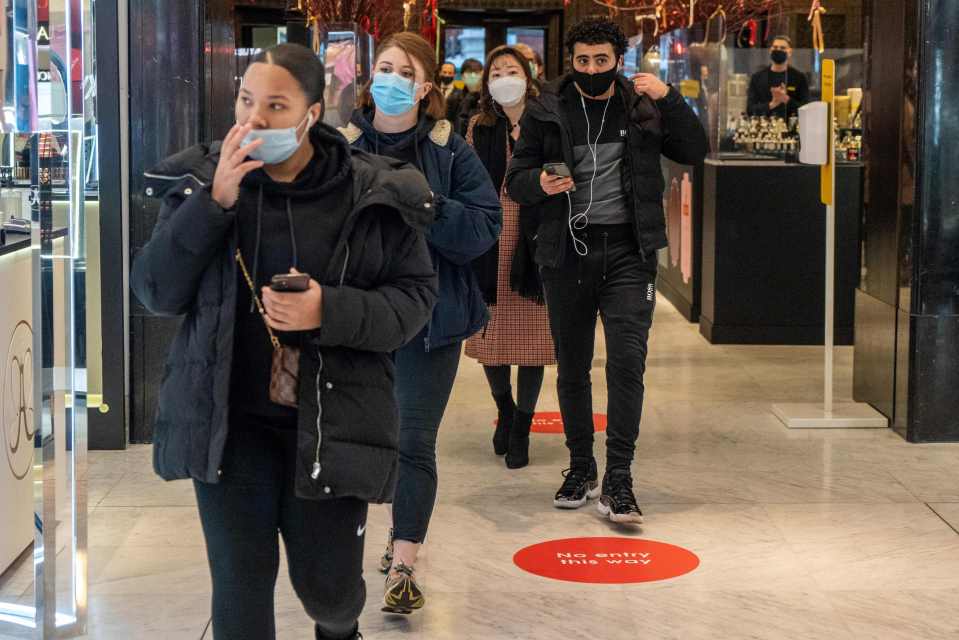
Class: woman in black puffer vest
131,44,437,640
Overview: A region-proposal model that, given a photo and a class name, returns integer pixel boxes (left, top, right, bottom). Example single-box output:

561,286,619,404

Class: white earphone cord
569,93,612,257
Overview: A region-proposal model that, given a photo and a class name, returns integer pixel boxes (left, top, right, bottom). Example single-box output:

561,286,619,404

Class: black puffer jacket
506,74,708,267
131,124,438,503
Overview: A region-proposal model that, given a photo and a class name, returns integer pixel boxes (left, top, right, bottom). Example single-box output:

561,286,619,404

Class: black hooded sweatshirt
231,140,352,420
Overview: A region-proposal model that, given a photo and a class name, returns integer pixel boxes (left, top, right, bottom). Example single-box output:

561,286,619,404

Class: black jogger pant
194,415,368,640
540,224,657,470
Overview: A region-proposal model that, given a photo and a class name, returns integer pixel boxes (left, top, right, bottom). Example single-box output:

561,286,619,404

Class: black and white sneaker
598,468,644,524
553,457,600,509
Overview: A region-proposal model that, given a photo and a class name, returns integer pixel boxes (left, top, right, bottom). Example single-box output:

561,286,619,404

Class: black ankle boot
506,410,534,469
492,391,516,456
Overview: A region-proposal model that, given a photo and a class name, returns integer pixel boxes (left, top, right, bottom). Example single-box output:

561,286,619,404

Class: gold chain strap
235,249,281,351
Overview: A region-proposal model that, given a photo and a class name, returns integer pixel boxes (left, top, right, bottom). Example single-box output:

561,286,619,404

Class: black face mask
440,75,454,86
770,50,788,65
573,67,619,98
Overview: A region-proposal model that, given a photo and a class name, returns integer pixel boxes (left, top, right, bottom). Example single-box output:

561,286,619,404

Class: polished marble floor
4,298,959,639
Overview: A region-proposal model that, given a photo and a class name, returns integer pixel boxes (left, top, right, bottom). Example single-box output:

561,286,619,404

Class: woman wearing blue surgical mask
340,32,501,617
131,43,438,640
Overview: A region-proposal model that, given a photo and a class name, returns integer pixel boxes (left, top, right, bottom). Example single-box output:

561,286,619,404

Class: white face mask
488,76,527,108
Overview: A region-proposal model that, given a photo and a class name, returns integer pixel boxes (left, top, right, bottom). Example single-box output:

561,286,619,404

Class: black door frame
439,9,564,79
90,0,127,449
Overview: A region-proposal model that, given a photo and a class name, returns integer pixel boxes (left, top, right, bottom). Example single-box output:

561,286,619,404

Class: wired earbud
568,93,613,257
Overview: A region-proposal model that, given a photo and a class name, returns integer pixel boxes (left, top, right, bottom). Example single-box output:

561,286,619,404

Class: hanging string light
808,0,826,53
590,0,782,44
296,0,402,41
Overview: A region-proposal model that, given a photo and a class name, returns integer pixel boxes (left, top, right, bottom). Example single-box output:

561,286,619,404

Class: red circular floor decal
514,537,699,584
495,412,607,433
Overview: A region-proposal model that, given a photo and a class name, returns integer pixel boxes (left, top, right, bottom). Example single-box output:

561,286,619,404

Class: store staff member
747,36,809,119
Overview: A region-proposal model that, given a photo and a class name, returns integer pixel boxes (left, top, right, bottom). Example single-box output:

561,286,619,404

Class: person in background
464,45,555,469
533,50,545,80
452,58,484,134
747,35,809,119
437,61,457,100
506,18,707,525
513,42,544,83
340,32,501,616
131,43,437,640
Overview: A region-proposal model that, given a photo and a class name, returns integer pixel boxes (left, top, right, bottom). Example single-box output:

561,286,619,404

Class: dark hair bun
250,43,326,104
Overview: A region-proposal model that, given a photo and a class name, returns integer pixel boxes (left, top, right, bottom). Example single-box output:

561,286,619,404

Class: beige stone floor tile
627,589,856,640
928,503,959,532
828,590,959,639
88,544,210,596
85,592,211,639
765,503,959,591
887,460,959,503
97,475,198,508
89,506,205,548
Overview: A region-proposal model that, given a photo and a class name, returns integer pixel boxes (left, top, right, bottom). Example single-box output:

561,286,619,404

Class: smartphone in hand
270,273,311,292
543,162,576,191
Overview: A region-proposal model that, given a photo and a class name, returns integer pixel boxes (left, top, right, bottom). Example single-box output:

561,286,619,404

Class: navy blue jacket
341,111,502,350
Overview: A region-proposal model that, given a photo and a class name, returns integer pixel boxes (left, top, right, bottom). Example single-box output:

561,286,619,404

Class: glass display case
648,25,863,162
0,0,100,636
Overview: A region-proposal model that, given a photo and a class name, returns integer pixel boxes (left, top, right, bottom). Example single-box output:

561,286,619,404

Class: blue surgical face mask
371,72,421,116
241,112,314,165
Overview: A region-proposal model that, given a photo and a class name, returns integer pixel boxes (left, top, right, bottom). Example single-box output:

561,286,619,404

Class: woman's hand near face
261,269,324,332
211,123,265,210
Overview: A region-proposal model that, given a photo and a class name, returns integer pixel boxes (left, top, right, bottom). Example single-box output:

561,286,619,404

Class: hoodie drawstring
286,197,298,269
249,188,299,312
250,187,264,313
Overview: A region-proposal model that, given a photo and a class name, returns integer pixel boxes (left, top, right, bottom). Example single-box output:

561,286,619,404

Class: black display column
854,0,959,442
902,0,959,441
128,1,204,442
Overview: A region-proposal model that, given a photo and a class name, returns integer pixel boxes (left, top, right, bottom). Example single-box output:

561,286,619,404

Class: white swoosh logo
357,524,367,537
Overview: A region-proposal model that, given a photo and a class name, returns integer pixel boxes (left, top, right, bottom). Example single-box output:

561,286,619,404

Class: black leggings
483,365,545,414
194,416,368,640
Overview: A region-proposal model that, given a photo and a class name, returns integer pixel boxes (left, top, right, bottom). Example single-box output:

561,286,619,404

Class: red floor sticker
495,412,607,433
514,537,700,584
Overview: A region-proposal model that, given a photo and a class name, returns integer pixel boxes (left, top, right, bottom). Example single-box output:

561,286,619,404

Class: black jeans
540,224,656,470
392,329,462,544
194,415,368,640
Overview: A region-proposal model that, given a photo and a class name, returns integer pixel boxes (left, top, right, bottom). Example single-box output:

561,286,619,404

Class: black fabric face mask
440,76,455,86
770,50,788,65
573,67,619,98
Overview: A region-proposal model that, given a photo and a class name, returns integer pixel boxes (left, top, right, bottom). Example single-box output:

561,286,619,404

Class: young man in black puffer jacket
506,18,708,525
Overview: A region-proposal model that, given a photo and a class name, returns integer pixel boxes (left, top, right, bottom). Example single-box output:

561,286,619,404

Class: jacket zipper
424,255,437,352
535,88,650,263
425,148,455,353
311,352,325,480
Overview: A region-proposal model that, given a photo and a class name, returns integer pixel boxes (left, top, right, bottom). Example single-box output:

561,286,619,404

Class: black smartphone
543,162,572,178
270,273,311,292
543,162,576,192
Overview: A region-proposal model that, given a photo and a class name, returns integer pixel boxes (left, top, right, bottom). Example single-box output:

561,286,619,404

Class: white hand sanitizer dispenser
798,101,829,166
